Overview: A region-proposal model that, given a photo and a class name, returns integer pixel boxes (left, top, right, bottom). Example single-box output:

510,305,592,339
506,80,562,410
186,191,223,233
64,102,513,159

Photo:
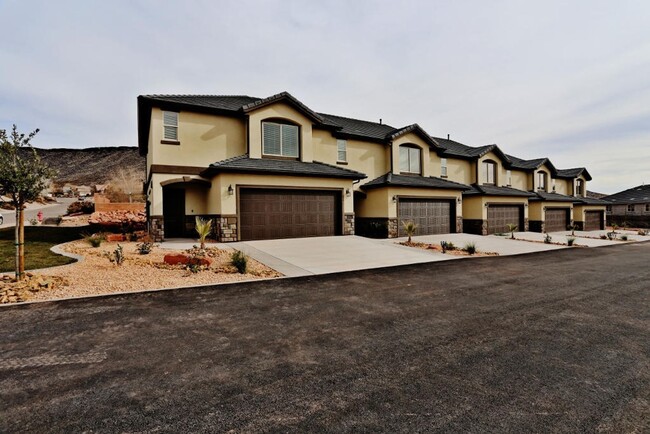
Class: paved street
1,242,649,432
0,197,76,228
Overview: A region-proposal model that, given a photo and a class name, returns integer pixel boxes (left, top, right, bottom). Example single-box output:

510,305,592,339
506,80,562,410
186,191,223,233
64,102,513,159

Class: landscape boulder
163,253,213,267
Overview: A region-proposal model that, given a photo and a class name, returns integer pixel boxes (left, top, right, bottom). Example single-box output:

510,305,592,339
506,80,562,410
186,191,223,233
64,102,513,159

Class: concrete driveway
229,235,454,276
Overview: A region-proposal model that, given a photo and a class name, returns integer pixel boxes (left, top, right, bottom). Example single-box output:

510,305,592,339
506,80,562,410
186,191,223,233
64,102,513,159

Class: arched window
575,179,584,196
537,171,547,191
399,145,421,174
262,120,299,158
482,160,497,185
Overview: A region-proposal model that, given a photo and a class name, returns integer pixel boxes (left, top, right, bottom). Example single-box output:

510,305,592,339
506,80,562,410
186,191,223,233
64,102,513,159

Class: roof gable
240,91,324,124
388,124,442,149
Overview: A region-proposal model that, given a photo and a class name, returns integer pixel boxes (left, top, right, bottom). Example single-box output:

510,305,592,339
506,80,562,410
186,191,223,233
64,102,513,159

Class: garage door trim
396,195,457,236
237,185,345,241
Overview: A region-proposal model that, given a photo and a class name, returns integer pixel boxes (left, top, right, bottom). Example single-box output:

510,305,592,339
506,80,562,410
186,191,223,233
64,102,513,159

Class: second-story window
440,158,448,177
537,171,547,191
337,139,347,162
163,111,179,141
482,161,496,185
262,121,299,158
576,179,584,196
399,145,421,174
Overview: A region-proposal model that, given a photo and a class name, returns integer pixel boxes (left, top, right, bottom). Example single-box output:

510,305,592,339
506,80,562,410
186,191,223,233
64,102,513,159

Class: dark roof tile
361,173,469,191
463,184,536,197
603,184,650,204
202,154,366,180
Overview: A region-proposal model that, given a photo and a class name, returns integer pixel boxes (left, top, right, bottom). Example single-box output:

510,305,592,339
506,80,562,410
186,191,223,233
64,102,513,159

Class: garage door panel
398,199,452,236
487,206,521,235
585,211,603,231
545,209,568,233
240,189,341,241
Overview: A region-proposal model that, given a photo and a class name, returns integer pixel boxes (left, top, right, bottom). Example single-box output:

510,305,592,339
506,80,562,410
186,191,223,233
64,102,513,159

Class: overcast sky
1,0,649,193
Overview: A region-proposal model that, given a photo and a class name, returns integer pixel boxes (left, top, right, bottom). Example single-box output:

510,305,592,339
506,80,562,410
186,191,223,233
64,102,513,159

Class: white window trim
441,158,448,177
337,139,347,162
262,121,299,158
162,111,179,141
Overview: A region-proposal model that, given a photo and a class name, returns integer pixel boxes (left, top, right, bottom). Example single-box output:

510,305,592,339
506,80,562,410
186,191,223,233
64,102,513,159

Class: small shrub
566,236,576,246
195,217,213,249
401,220,418,243
544,233,552,244
440,241,456,253
464,242,477,255
55,215,63,226
29,217,39,226
637,229,648,236
506,223,517,239
105,244,125,266
84,232,105,248
136,241,156,255
606,232,616,240
231,250,248,274
600,234,607,240
621,235,628,241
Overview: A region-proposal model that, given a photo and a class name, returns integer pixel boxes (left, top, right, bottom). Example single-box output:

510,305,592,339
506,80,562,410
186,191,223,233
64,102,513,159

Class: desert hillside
31,146,145,185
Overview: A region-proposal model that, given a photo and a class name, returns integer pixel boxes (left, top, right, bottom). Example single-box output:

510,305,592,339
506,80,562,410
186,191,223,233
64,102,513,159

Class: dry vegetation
1,240,281,304
399,241,499,257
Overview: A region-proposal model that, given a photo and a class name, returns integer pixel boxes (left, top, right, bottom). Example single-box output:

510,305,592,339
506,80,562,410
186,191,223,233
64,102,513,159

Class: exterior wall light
392,195,397,203
228,185,234,195
457,197,462,204
345,188,351,197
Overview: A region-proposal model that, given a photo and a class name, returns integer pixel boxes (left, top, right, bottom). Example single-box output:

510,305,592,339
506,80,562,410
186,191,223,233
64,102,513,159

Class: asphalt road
0,197,76,228
1,242,649,433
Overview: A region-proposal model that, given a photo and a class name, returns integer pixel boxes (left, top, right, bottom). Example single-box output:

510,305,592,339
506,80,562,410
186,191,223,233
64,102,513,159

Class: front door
163,187,185,238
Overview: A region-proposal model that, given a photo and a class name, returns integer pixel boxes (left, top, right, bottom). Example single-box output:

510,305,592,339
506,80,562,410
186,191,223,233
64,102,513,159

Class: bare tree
0,125,56,280
106,167,145,203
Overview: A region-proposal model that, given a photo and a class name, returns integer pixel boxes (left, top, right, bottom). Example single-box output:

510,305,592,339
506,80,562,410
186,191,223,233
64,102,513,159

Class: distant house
603,184,650,228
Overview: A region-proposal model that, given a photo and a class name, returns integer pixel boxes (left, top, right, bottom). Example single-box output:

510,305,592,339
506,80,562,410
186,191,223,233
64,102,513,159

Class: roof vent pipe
379,118,382,125
447,134,450,140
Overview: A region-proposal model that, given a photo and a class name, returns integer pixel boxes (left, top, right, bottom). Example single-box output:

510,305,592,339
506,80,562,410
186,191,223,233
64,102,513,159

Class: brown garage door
545,208,569,232
584,211,604,231
239,189,341,241
398,199,452,237
487,205,522,235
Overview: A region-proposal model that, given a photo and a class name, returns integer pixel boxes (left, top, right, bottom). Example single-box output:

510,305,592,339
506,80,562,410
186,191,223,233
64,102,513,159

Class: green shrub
231,250,248,274
84,232,105,248
195,217,213,249
566,236,576,246
544,234,552,244
105,244,124,265
506,223,517,239
464,242,477,255
606,232,616,240
401,220,418,243
136,241,155,254
621,235,628,241
600,234,607,240
29,217,39,226
440,241,456,253
637,229,648,236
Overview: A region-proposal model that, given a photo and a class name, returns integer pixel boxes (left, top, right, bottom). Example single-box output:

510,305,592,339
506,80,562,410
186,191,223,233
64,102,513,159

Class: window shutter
263,122,281,155
281,124,299,157
162,111,178,140
163,111,178,126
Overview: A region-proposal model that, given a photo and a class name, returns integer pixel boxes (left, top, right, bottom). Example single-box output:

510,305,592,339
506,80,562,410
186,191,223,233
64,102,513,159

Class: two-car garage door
239,189,341,241
398,199,453,237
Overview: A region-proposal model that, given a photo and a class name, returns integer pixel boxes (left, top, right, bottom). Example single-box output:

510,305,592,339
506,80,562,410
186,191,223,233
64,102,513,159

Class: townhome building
138,91,607,241
603,184,650,228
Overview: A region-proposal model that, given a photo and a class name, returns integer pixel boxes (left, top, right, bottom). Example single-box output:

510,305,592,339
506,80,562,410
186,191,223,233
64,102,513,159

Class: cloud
0,0,649,193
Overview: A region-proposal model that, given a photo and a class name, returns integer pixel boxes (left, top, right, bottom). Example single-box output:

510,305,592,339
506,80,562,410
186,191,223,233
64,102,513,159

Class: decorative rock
163,253,212,267
106,234,125,242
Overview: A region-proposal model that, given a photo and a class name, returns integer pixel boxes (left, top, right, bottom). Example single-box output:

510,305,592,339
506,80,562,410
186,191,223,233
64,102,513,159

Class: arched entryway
161,177,211,239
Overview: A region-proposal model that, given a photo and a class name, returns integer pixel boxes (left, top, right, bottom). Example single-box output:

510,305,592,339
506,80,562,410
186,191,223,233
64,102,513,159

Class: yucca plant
401,220,418,243
195,217,213,249
506,223,517,239
566,236,576,246
464,242,477,255
567,222,577,236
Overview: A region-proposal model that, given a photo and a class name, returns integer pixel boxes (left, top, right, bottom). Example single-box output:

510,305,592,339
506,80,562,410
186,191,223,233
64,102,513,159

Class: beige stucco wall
510,169,529,191
356,187,463,219
311,130,389,184
463,195,529,220
477,151,509,186
391,133,432,177
149,173,211,216
528,201,573,221
574,204,607,222
445,158,473,184
149,108,246,169
247,103,313,162
553,178,572,195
